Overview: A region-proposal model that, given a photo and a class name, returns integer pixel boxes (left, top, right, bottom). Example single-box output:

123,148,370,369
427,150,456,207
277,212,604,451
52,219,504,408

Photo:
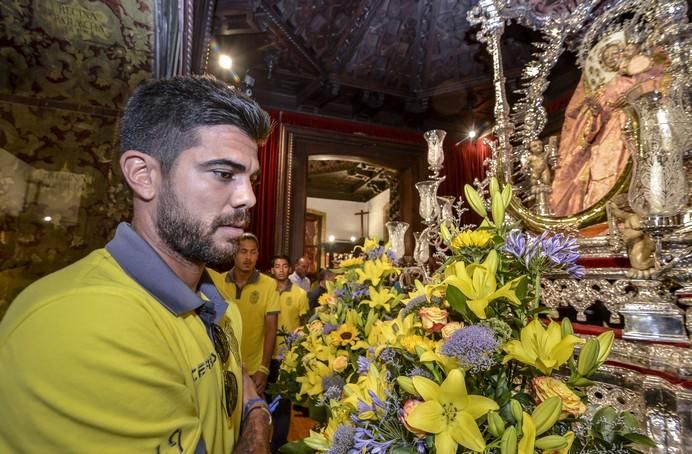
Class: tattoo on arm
233,410,271,453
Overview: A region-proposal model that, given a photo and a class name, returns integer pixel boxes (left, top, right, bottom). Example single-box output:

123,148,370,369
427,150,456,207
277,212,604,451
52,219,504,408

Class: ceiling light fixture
468,129,477,139
219,54,232,70
328,235,335,243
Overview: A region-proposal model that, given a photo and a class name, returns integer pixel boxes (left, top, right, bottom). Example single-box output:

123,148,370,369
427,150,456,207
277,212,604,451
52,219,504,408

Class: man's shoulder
291,285,307,297
2,249,163,337
256,271,278,288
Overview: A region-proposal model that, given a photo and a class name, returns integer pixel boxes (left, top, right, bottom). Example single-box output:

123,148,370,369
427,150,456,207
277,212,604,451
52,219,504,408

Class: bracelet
243,398,272,424
257,365,270,375
246,404,272,426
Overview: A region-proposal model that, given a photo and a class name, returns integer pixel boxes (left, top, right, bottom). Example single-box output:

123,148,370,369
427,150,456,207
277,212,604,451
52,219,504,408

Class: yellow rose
332,355,349,373
441,321,464,339
419,306,449,333
400,400,426,437
532,376,586,418
308,320,324,334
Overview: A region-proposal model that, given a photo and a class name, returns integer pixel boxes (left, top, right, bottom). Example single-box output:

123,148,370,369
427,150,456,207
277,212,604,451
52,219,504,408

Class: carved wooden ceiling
210,0,539,137
307,158,397,202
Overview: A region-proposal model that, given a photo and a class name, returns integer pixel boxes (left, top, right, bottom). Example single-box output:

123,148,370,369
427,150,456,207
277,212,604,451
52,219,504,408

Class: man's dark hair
270,254,291,267
120,75,272,174
237,232,259,249
318,268,335,282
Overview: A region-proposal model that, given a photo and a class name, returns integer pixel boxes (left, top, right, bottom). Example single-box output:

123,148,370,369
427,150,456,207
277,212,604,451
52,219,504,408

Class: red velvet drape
438,137,492,226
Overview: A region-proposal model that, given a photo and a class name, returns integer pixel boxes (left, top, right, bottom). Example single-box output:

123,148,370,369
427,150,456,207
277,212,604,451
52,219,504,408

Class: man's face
155,125,259,265
601,44,623,72
234,239,259,272
271,258,290,282
294,257,309,278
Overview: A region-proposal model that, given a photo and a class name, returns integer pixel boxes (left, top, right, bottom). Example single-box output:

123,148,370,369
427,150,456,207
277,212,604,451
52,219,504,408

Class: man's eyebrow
199,159,246,172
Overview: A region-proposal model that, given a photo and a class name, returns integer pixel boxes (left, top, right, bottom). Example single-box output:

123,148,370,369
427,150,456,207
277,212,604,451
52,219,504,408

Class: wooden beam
331,0,385,72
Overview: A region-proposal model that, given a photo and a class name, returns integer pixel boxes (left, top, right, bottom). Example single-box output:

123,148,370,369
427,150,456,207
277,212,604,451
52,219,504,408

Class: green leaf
513,276,529,301
446,285,473,320
392,448,418,454
278,440,316,454
621,433,656,448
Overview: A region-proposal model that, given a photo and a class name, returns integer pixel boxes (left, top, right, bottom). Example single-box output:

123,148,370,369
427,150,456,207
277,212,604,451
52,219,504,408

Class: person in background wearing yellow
0,76,273,453
268,254,309,452
210,233,279,397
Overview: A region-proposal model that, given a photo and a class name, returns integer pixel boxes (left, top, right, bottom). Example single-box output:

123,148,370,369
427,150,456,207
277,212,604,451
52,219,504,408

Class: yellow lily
502,319,584,375
420,340,460,374
342,364,389,420
405,368,499,453
518,412,536,454
355,258,398,286
338,256,364,268
296,360,332,398
360,286,399,312
444,250,522,319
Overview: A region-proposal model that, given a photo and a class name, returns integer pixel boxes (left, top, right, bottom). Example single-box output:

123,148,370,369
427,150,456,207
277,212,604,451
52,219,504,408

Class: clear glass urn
385,221,409,261
627,91,689,218
415,180,440,223
413,231,430,266
423,129,447,175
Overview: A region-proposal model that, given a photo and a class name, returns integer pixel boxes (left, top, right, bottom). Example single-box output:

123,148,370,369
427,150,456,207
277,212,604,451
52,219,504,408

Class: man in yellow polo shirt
0,76,273,452
268,254,309,452
211,233,279,396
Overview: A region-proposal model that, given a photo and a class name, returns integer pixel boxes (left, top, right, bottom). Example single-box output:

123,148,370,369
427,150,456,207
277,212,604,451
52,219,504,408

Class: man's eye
213,170,234,180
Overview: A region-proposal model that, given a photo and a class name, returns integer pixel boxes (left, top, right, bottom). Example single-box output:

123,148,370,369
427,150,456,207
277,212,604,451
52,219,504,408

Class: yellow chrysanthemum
450,229,493,249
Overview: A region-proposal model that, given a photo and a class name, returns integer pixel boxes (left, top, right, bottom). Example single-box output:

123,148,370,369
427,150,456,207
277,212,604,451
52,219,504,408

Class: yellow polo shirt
210,269,280,374
274,282,309,358
0,224,243,453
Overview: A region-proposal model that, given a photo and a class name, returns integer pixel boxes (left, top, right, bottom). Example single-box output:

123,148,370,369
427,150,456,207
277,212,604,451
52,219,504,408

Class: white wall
307,189,391,241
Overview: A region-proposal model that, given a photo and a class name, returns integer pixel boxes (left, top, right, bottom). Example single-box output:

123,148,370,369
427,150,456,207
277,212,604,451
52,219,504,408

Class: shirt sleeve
266,286,280,314
298,289,310,317
0,291,203,453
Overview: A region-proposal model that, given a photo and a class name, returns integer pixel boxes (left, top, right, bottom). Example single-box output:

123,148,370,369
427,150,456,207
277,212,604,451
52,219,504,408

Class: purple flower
406,367,434,380
368,246,385,260
504,229,527,258
323,323,338,335
357,356,371,375
351,284,370,299
441,325,500,373
385,249,398,262
353,427,396,453
322,374,345,401
401,295,427,317
378,348,396,363
328,425,357,454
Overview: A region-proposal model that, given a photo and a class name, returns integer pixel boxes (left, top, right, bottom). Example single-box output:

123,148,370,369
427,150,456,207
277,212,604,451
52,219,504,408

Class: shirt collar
278,279,293,294
227,268,260,286
105,223,227,321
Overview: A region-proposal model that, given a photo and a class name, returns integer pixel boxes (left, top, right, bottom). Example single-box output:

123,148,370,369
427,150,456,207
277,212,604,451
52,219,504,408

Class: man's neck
131,215,203,290
233,267,255,287
276,279,290,291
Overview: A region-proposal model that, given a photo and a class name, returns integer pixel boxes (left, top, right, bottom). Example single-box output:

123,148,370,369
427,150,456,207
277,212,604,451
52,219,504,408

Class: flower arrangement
275,179,653,454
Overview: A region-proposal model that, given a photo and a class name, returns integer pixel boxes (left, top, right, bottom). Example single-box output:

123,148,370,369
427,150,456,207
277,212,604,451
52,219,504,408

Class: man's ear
120,151,161,201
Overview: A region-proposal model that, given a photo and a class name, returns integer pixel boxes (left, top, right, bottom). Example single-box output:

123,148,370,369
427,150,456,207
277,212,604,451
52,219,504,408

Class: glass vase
385,221,409,261
424,129,447,175
415,180,440,223
413,231,429,266
627,91,689,217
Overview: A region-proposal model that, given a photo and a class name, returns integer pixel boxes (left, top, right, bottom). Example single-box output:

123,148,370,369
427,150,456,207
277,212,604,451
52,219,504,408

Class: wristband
257,365,270,375
243,398,271,424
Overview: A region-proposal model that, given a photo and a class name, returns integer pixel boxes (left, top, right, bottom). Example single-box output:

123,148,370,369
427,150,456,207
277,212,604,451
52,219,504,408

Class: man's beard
156,181,250,266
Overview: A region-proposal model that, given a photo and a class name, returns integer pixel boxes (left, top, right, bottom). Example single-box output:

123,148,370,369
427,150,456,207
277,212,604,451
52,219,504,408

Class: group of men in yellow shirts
211,233,310,452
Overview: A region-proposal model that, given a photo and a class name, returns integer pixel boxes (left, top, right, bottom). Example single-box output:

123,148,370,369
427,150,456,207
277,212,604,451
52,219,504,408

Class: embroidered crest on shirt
249,290,260,304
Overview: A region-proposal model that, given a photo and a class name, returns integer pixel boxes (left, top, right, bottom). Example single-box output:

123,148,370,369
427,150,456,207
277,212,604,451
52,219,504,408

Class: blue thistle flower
406,367,434,380
327,425,357,454
401,295,427,317
322,374,345,401
441,325,500,373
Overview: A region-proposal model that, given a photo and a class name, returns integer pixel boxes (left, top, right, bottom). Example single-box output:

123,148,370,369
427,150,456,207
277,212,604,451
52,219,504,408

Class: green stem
533,273,541,310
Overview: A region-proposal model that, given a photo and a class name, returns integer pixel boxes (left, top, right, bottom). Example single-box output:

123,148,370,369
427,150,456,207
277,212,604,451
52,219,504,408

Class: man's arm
234,372,271,453
253,313,278,394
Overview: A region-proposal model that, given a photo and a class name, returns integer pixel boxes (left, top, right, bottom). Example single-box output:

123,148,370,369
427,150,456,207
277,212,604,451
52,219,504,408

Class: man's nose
231,178,256,209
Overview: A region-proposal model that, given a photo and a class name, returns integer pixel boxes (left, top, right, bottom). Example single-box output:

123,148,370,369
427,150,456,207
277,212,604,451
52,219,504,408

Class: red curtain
438,137,492,226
